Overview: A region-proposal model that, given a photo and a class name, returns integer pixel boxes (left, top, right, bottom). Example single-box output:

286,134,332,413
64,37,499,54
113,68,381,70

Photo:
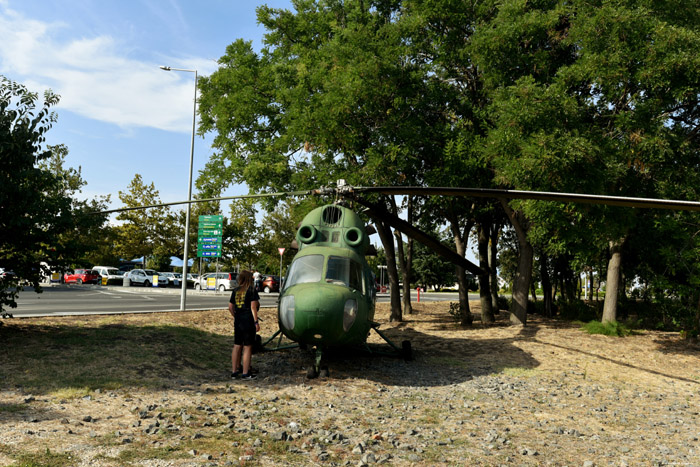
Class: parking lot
6,284,460,318
8,283,280,318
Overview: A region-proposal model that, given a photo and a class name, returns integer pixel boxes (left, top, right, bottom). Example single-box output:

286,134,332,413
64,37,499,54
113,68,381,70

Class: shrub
558,300,598,322
497,295,510,311
581,320,632,337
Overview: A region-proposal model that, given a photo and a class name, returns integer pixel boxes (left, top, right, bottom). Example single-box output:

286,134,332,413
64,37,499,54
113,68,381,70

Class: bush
581,320,632,337
558,300,599,322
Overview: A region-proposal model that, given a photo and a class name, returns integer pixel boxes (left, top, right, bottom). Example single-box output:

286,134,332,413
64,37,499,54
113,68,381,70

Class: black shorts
234,312,256,346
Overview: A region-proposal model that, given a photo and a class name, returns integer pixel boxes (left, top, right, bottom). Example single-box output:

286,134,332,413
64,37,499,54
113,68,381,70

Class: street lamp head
159,66,171,71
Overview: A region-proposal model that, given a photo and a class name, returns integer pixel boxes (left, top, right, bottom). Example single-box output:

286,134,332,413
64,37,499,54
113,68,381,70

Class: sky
0,0,293,212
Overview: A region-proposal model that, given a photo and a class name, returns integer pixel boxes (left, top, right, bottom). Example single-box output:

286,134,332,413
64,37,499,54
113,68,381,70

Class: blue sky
0,0,292,211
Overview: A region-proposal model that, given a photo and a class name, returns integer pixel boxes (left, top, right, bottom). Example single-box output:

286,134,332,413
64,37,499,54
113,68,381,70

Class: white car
123,269,169,287
194,272,238,292
159,272,180,288
92,266,125,285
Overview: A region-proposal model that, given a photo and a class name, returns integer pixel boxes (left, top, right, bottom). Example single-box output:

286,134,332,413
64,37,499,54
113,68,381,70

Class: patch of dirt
1,301,699,466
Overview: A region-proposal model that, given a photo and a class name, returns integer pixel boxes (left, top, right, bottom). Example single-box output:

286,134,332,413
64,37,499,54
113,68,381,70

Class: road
8,285,468,318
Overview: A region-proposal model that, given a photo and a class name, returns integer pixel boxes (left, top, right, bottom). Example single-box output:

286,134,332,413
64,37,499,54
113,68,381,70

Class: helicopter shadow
256,322,541,388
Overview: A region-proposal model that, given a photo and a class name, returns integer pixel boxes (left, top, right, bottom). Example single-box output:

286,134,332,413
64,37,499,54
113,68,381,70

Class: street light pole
160,66,197,311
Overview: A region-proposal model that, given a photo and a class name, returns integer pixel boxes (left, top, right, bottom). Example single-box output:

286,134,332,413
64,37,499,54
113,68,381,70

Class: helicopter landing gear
370,323,414,361
306,348,330,379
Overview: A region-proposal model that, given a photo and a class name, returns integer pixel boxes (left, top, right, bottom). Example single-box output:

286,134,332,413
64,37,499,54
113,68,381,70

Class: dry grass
1,301,699,466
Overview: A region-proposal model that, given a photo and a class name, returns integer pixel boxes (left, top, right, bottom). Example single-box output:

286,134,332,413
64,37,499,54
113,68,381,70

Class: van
194,272,238,292
92,266,125,285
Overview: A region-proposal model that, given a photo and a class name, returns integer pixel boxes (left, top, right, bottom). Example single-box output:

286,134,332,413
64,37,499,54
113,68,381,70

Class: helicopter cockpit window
284,255,324,289
326,256,364,293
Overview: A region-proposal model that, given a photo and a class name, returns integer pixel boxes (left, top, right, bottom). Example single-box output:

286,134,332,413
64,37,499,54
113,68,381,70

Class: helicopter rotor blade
348,186,700,212
99,190,313,215
352,196,484,276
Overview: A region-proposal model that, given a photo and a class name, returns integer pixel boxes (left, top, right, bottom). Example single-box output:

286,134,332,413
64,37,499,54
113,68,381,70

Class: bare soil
1,301,699,466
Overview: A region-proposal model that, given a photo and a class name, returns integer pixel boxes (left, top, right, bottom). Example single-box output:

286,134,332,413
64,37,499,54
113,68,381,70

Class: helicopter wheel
306,367,318,379
401,340,413,361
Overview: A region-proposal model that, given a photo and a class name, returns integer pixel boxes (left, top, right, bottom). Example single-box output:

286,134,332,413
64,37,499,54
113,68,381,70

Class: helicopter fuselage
277,205,377,348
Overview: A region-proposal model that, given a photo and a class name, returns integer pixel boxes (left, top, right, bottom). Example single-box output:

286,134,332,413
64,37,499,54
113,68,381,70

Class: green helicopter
262,203,412,378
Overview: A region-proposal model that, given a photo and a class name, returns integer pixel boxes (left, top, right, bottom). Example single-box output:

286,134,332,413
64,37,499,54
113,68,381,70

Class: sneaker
231,371,240,379
240,373,257,380
237,366,258,375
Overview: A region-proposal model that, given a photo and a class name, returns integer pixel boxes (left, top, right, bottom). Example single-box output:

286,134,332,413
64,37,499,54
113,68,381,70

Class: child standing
228,270,260,380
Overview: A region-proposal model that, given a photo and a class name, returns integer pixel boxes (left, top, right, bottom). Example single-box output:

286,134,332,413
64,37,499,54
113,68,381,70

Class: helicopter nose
280,284,354,345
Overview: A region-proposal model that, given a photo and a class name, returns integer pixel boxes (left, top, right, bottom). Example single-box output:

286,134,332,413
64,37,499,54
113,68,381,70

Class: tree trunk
500,200,531,326
602,239,624,324
478,223,495,324
489,224,500,313
448,210,474,326
394,230,413,315
540,253,553,318
392,197,414,314
375,220,402,322
456,268,473,326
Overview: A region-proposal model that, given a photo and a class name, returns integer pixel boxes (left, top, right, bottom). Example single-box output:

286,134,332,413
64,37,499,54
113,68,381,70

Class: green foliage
581,320,632,337
412,231,457,291
497,295,510,312
114,174,182,266
558,300,599,322
192,0,700,322
0,76,108,312
255,199,317,274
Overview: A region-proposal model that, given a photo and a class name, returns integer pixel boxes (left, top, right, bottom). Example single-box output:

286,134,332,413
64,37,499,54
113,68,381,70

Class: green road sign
198,250,221,258
198,236,222,244
199,221,223,229
199,215,223,222
198,229,223,236
198,243,222,251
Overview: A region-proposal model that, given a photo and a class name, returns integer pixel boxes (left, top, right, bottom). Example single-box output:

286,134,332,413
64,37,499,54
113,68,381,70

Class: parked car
258,275,281,293
123,269,169,287
0,268,16,281
92,266,124,285
194,272,238,292
64,268,100,284
159,272,181,288
179,273,196,288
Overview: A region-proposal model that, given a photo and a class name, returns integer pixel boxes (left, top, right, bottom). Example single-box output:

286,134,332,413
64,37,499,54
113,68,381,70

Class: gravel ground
1,301,699,466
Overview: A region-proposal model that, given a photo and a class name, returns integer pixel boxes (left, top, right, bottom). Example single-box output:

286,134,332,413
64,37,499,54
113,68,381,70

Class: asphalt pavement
7,283,465,318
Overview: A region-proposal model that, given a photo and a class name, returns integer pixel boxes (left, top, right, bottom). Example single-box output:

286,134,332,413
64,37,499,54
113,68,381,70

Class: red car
258,275,281,293
64,268,100,284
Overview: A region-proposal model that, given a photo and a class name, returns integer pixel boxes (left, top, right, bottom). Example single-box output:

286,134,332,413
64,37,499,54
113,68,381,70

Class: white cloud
0,4,216,133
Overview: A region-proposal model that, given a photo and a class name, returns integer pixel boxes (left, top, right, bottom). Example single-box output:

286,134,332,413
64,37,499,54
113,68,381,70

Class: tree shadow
0,315,541,401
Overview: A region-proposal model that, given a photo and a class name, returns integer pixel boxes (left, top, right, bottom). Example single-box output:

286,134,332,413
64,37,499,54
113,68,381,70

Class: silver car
159,272,181,288
194,272,238,292
124,269,169,287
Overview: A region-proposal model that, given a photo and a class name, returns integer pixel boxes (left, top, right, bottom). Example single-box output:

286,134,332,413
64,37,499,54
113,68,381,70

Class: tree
114,174,180,268
255,199,316,274
412,232,458,291
39,144,111,268
0,76,107,313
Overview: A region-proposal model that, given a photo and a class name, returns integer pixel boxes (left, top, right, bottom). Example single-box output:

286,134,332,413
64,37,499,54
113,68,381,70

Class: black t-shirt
229,286,260,314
